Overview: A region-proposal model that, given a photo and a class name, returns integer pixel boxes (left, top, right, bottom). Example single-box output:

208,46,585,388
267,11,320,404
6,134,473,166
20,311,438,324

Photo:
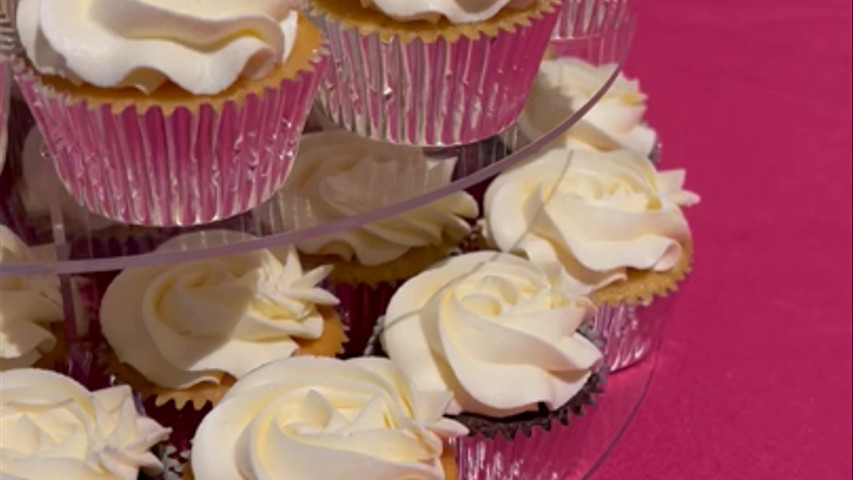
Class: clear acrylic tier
0,8,637,276
0,1,654,479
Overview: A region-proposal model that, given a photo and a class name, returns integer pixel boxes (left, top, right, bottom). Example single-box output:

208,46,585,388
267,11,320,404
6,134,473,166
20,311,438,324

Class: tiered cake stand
0,1,659,478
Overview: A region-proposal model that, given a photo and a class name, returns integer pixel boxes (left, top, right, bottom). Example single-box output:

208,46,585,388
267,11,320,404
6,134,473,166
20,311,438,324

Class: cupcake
12,0,328,226
483,147,700,369
307,0,561,145
269,130,479,354
191,356,467,480
99,230,346,410
0,225,65,371
381,251,604,478
517,57,657,156
0,368,170,479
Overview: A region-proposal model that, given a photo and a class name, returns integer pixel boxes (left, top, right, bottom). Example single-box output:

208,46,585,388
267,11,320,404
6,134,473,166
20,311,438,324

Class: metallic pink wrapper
309,5,559,146
12,55,328,227
593,291,681,372
551,0,635,41
452,366,606,480
455,423,583,480
326,280,399,357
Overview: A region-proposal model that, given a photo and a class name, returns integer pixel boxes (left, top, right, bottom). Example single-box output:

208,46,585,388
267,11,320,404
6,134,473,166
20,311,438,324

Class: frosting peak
359,0,536,24
0,226,64,371
0,369,170,480
100,231,339,390
192,357,467,480
484,148,699,295
382,252,602,418
17,0,301,94
283,131,479,267
519,58,658,156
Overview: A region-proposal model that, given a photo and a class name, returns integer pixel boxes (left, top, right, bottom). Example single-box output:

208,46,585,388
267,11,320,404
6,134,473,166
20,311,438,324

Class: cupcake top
359,0,536,24
0,368,170,480
100,231,340,391
283,131,479,267
382,252,602,418
192,356,467,480
0,226,63,371
518,58,657,156
17,0,302,95
484,147,700,296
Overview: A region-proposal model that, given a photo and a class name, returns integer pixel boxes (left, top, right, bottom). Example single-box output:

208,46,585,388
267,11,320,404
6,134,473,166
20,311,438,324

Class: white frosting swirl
0,369,170,480
382,252,602,418
100,231,339,390
282,131,479,267
359,0,536,24
0,226,63,371
484,148,700,295
192,356,468,480
17,0,300,95
519,58,658,156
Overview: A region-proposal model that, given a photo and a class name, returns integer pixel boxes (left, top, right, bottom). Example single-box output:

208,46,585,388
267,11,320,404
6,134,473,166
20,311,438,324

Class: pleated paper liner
12,16,328,227
308,0,560,145
300,234,466,356
585,242,692,371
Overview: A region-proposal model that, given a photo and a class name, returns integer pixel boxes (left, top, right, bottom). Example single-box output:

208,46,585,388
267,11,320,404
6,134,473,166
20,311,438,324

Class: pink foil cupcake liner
309,6,560,146
593,290,681,372
451,357,606,479
326,280,399,357
12,55,328,227
551,0,635,41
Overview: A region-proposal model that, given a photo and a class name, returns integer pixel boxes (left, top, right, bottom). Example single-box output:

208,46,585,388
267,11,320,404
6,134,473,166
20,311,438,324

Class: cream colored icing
283,131,479,267
0,368,170,480
359,0,536,23
382,252,602,418
17,0,300,95
484,147,700,295
518,58,658,156
0,226,63,371
100,231,339,390
192,356,468,480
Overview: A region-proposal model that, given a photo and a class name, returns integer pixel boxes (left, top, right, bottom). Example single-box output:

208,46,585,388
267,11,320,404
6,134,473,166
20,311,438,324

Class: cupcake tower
0,0,700,479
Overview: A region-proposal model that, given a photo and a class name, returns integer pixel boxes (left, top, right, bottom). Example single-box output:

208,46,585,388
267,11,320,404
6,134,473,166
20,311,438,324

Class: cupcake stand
0,1,665,479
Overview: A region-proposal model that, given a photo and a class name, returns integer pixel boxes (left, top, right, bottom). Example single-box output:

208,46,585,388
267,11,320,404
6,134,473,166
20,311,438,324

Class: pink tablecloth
593,0,853,478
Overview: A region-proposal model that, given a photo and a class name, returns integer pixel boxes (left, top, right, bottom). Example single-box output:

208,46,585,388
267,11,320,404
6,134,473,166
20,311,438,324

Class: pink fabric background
593,0,853,478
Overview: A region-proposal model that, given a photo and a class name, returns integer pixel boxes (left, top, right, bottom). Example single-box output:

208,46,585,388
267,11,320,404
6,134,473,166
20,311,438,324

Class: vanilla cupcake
0,368,170,480
13,0,327,226
273,131,479,353
0,225,64,371
191,356,467,480
100,231,346,410
381,251,604,478
307,0,560,145
518,58,657,156
484,147,700,369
